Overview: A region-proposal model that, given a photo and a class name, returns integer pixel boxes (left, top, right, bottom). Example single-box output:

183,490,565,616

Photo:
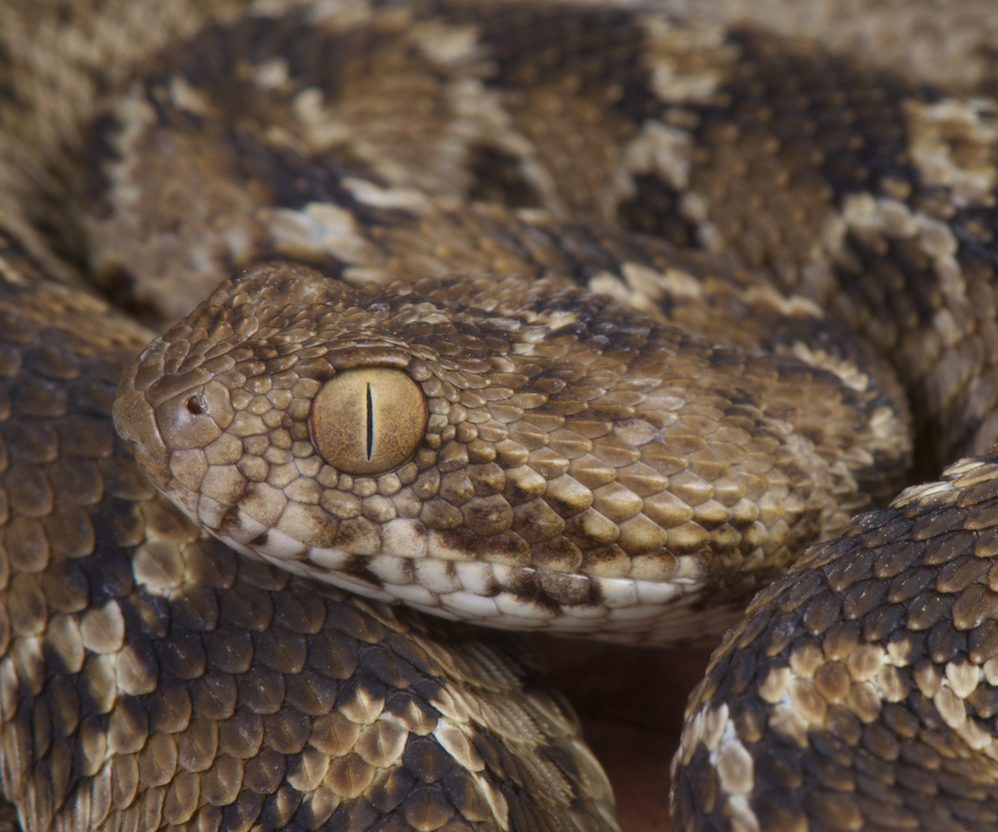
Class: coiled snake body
1,0,998,829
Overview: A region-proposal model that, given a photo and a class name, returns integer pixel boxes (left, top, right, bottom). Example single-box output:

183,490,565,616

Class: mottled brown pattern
0,238,615,829
117,263,904,642
665,0,998,97
2,0,998,830
674,458,998,831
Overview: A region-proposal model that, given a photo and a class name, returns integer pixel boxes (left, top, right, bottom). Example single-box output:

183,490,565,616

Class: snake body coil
2,0,998,830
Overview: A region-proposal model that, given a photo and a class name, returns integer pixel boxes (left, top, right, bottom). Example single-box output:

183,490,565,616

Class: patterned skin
2,0,998,830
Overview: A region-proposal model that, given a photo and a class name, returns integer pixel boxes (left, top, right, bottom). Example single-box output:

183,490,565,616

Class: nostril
186,395,205,415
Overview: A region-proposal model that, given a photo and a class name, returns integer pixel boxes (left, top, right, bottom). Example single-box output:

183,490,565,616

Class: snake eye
309,368,427,475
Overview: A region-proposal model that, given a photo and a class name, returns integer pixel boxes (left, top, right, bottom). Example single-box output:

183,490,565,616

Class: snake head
114,260,895,643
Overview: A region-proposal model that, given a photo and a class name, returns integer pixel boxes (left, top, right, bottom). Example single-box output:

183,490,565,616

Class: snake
1,0,997,829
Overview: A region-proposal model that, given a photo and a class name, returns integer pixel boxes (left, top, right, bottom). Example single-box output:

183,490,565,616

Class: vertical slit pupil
365,382,374,460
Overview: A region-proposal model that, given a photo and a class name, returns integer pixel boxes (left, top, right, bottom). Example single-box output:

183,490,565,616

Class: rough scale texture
2,0,998,830
0,235,616,830
674,456,998,831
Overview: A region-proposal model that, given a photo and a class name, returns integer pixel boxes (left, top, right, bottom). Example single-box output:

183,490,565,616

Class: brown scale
4,0,998,830
84,8,916,632
674,459,998,831
0,256,615,828
116,264,904,628
666,0,998,97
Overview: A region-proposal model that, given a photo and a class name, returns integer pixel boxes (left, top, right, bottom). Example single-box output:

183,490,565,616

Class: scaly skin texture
115,263,904,644
104,0,934,645
674,458,998,831
0,235,616,830
3,0,998,830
